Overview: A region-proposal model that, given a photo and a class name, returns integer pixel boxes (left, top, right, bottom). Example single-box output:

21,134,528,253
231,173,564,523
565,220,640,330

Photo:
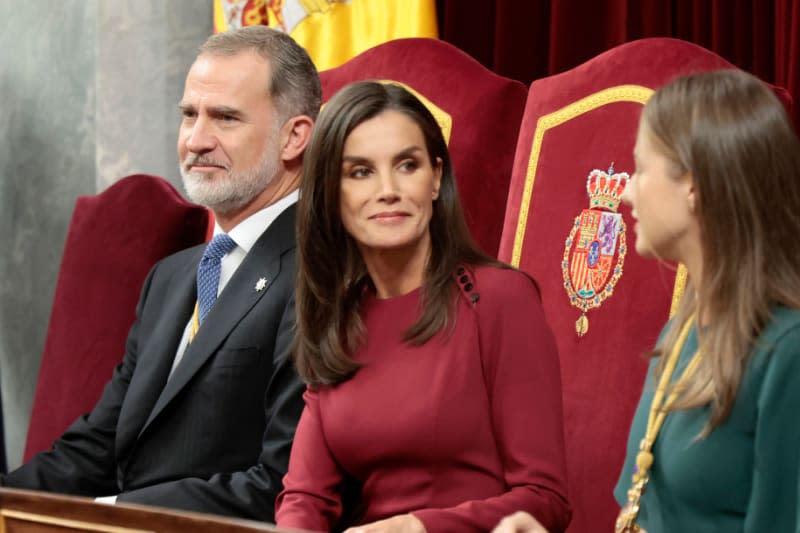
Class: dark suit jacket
2,204,304,522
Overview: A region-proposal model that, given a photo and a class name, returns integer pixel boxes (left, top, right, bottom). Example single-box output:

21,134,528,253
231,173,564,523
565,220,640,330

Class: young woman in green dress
493,68,800,533
612,69,800,533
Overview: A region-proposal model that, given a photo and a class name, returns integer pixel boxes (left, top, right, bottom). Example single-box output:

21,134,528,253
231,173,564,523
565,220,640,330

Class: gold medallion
575,314,589,336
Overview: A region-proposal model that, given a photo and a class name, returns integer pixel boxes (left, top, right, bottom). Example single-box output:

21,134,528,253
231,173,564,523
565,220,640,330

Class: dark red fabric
277,267,569,532
319,38,528,256
24,175,209,461
498,39,752,533
437,0,800,126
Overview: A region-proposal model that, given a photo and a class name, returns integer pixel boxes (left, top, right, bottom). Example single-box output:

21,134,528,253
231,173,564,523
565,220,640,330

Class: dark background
436,0,799,125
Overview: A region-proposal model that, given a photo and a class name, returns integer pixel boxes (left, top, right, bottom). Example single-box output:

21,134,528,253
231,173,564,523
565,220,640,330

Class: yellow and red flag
213,0,438,71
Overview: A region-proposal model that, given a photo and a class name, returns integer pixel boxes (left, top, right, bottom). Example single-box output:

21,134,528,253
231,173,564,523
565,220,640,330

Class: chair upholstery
24,175,208,460
498,38,791,533
319,37,528,256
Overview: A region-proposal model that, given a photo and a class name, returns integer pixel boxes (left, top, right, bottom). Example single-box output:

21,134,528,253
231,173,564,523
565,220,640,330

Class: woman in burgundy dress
275,81,571,533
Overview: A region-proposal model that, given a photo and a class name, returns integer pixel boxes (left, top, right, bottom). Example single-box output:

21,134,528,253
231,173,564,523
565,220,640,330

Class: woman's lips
370,211,410,222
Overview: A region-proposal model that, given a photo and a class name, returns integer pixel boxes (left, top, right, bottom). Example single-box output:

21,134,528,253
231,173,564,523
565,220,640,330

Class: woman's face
621,121,697,263
339,110,442,263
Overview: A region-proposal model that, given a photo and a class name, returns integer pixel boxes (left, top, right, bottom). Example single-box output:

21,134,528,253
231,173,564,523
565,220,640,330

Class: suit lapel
115,250,200,456
138,204,296,436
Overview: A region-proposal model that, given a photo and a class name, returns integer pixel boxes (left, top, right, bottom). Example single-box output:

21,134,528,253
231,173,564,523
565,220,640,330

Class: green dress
614,307,800,533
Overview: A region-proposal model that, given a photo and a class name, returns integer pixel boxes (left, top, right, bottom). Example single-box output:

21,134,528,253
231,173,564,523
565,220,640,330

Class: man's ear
280,115,314,162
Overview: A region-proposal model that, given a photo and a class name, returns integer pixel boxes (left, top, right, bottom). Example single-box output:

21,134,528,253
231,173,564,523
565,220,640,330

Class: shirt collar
211,189,299,253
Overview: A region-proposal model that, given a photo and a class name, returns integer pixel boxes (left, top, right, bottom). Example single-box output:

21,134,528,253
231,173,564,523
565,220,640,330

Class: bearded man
1,26,320,523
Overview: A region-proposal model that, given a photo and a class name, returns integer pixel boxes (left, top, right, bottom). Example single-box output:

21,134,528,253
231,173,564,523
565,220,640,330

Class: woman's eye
398,160,418,172
350,167,370,178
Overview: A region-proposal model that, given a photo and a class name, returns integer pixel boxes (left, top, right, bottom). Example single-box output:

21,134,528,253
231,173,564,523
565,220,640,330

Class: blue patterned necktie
196,234,237,324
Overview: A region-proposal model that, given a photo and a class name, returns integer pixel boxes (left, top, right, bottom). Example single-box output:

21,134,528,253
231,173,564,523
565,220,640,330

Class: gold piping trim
378,80,452,144
322,80,453,145
510,84,686,314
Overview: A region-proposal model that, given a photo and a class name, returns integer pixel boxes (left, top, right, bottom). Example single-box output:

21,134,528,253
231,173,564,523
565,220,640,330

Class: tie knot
202,234,237,263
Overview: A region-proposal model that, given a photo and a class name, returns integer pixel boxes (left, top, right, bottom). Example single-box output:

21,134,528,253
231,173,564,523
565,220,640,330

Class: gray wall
0,0,212,469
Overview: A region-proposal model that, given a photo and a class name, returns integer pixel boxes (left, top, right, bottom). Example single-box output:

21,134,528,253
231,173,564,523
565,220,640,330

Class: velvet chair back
24,175,208,460
498,38,791,533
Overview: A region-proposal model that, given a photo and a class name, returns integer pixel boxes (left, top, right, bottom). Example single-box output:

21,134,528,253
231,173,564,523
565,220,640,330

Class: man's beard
180,139,280,215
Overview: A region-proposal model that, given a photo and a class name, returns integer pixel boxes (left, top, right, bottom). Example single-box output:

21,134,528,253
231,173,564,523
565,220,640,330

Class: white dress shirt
170,189,299,377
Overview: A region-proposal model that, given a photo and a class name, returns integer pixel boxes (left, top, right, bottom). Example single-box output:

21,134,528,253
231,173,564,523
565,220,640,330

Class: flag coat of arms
213,0,438,71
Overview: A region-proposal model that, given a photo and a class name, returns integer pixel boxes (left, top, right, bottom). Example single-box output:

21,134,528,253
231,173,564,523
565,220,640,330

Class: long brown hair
646,69,800,432
295,81,501,387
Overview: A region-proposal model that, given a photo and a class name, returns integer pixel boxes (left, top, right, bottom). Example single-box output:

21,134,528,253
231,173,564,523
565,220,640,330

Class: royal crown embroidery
562,164,629,336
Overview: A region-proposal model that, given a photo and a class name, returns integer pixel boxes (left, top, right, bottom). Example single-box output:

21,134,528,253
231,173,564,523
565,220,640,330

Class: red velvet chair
24,175,208,460
499,38,791,533
319,38,528,256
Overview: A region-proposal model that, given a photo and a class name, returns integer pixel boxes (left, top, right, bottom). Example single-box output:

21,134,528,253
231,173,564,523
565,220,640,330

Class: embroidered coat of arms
562,165,629,336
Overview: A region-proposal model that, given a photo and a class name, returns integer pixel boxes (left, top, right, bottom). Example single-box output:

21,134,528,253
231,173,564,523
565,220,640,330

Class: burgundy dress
276,266,571,532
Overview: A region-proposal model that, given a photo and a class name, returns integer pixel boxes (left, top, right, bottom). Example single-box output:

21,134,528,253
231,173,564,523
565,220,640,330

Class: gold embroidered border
379,80,453,144
322,80,453,144
510,84,686,316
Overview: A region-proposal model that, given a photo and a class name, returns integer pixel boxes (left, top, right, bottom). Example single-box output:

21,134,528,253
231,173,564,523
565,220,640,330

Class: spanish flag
213,0,438,71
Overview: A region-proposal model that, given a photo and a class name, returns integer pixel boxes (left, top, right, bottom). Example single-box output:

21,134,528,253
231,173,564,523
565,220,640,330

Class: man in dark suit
0,26,320,522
